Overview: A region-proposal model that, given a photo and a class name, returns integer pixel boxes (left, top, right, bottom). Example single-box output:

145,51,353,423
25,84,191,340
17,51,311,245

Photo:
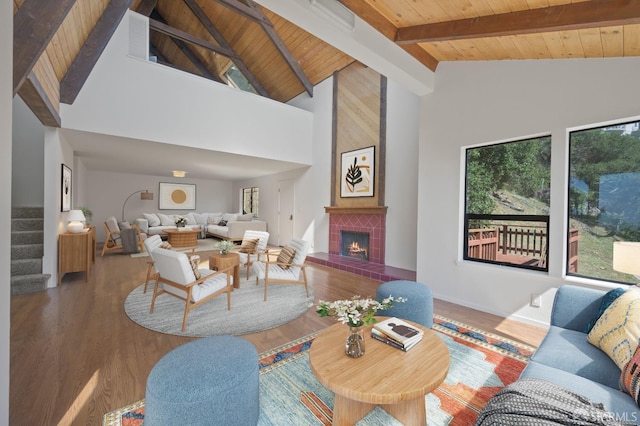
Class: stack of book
371,317,424,352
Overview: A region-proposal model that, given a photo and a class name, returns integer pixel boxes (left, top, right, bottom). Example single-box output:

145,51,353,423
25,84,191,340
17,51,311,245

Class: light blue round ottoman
145,335,259,426
376,280,433,328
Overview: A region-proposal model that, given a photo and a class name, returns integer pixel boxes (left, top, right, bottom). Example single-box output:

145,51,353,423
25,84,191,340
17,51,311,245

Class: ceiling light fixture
309,0,355,32
172,170,187,178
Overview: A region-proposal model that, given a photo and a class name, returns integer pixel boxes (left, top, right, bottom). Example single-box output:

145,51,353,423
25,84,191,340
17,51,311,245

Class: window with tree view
464,136,551,271
242,187,259,217
568,121,640,285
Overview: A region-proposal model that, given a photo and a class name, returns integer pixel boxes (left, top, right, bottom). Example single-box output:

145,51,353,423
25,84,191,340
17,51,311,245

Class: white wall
1,0,11,422
385,79,420,270
87,169,233,242
12,96,44,206
60,10,314,167
419,57,640,326
233,76,335,251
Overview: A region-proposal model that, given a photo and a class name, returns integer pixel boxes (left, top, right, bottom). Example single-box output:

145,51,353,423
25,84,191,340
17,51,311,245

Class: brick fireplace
329,211,385,265
307,206,414,282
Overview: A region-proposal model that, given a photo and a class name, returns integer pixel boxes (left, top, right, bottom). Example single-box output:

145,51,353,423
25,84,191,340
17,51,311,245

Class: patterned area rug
103,314,535,426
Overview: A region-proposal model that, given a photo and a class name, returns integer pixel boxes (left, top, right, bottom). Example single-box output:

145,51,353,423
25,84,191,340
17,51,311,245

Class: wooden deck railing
466,219,579,272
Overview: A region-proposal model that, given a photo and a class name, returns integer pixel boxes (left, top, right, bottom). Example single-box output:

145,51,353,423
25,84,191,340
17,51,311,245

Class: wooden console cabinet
58,227,96,284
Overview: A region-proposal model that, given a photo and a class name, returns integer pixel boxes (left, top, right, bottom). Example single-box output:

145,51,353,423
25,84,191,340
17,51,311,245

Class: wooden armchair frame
101,221,145,256
150,264,234,331
255,245,309,302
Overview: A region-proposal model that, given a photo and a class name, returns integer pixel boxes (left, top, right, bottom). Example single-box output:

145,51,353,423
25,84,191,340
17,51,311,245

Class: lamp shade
67,210,86,233
613,241,640,276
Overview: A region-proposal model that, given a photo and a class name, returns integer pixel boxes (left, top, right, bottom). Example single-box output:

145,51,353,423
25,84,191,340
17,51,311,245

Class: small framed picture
341,146,375,198
61,164,72,212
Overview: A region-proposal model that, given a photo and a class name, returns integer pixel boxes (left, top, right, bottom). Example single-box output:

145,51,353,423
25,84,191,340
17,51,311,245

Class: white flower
316,295,405,327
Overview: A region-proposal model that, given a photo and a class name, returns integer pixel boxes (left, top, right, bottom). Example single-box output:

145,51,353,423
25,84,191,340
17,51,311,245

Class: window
225,65,257,95
242,187,259,217
464,136,551,271
568,120,640,284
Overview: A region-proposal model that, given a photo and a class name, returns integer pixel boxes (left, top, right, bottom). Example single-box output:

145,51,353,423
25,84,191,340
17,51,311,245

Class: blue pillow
584,287,626,333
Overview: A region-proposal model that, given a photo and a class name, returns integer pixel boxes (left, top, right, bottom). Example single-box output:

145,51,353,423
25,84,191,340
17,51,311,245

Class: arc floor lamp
121,189,154,221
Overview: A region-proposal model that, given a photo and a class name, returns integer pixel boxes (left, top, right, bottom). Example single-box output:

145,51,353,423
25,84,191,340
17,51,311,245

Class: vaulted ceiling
13,0,640,129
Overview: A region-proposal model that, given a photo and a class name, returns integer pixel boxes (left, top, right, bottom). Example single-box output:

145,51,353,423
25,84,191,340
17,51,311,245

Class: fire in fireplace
340,231,370,261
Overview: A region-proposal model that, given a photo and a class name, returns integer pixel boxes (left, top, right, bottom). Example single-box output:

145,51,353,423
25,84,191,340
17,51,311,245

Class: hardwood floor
10,247,546,425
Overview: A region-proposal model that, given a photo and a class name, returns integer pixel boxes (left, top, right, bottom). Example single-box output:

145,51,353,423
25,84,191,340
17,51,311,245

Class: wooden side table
309,318,450,425
58,227,96,284
209,251,240,288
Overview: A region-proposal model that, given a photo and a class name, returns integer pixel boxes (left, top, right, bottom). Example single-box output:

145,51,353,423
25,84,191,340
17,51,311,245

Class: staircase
11,207,50,295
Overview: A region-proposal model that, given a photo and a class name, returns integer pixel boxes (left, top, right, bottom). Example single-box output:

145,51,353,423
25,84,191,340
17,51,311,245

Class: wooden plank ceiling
13,0,640,127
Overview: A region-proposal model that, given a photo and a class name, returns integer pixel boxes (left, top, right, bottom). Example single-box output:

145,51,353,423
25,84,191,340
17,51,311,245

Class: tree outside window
568,121,640,284
464,136,551,271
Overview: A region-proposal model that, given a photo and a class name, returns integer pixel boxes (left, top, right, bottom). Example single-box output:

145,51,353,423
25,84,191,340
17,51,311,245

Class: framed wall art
61,164,72,212
159,182,196,210
340,146,375,198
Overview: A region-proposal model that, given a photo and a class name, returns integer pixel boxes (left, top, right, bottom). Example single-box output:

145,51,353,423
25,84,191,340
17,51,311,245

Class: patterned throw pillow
160,241,173,249
587,289,640,369
276,246,296,270
620,345,640,406
239,238,260,253
189,255,201,280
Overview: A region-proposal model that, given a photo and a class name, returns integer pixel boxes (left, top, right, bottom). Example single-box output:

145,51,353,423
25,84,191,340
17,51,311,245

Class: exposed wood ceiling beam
182,0,269,97
60,0,133,105
150,10,223,83
18,71,61,127
136,0,157,17
245,0,313,97
396,0,640,44
13,0,77,95
149,18,239,59
338,0,438,71
212,0,272,27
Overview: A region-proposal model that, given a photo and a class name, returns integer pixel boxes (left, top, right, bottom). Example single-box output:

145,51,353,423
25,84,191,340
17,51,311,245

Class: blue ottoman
376,280,433,328
145,335,259,426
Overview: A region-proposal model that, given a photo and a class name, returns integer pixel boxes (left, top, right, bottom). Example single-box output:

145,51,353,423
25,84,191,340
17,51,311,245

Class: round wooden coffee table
163,227,200,248
309,318,449,426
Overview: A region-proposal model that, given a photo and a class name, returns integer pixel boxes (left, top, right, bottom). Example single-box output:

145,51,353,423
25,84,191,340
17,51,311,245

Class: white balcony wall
60,10,313,166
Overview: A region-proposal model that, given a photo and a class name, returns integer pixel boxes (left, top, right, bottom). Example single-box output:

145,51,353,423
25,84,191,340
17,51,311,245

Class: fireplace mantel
324,206,387,215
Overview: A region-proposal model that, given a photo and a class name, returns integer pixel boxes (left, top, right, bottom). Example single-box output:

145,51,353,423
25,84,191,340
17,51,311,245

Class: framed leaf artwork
61,164,72,212
341,146,374,197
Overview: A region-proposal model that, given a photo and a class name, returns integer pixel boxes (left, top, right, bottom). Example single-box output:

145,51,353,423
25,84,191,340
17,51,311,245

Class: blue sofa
519,285,638,422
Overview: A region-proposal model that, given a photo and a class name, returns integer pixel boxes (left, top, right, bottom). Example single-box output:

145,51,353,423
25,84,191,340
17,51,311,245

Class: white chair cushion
191,272,228,302
153,249,195,284
144,235,163,255
106,216,120,232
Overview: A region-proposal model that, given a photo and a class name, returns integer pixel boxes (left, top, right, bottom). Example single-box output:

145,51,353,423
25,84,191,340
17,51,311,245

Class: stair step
11,258,43,276
11,230,43,245
12,217,44,231
11,274,50,295
11,244,44,260
11,207,44,219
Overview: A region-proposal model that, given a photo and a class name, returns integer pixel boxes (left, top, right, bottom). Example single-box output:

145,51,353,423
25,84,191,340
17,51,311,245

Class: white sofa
135,212,266,241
